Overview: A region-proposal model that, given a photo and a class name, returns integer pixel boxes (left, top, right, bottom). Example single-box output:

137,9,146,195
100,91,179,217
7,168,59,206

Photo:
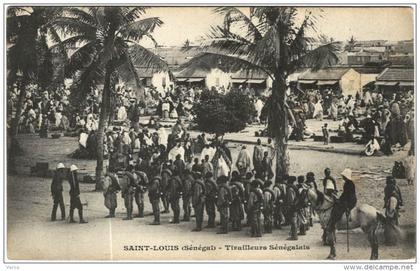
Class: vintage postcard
4,4,416,264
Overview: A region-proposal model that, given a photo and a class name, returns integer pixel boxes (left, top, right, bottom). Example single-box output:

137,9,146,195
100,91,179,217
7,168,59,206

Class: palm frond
299,41,341,70
127,43,167,71
53,17,97,37
118,17,163,42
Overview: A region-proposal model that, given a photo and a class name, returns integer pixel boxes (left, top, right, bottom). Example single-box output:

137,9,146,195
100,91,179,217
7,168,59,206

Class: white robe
157,127,168,147
168,146,185,162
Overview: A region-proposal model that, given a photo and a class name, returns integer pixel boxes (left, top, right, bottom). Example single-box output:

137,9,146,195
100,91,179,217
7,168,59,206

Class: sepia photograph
4,2,417,264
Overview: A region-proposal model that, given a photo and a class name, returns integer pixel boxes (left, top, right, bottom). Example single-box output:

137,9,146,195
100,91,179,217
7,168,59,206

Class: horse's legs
326,230,337,260
368,229,379,260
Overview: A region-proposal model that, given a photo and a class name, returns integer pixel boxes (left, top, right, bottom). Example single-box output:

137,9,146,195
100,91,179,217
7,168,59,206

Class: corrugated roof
231,69,268,80
173,67,208,78
298,68,352,80
354,67,385,74
376,68,414,81
150,46,202,67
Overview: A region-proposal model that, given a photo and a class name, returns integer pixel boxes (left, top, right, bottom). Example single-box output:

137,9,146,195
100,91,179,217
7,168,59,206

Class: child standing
322,123,329,145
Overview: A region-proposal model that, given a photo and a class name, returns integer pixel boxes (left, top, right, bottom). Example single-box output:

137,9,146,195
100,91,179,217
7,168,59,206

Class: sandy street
6,133,416,261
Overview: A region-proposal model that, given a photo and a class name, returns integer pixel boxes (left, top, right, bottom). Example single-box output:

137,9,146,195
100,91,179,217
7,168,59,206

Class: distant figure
322,123,329,145
68,165,88,223
51,163,66,221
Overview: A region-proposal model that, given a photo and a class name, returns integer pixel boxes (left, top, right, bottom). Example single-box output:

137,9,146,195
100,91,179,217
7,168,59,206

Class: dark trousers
182,196,191,221
263,208,273,233
134,191,144,217
289,209,298,239
194,203,204,230
329,202,346,231
273,204,285,228
70,196,83,221
205,199,216,226
219,206,229,233
162,192,170,212
151,199,160,223
170,198,180,223
124,193,134,219
51,192,65,220
250,210,262,237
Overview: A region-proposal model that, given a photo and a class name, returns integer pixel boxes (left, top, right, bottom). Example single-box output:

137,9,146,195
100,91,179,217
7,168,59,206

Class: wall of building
151,71,174,94
360,73,379,89
205,68,232,90
340,69,361,97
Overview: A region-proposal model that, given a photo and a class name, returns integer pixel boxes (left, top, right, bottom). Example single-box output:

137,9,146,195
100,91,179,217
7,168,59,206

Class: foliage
193,89,255,135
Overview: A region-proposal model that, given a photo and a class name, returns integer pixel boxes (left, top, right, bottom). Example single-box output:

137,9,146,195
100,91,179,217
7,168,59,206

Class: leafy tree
52,7,167,189
185,7,340,177
193,89,255,135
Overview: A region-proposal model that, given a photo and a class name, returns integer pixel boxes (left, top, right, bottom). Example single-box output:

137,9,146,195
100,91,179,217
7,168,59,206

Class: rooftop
376,68,414,81
298,68,353,80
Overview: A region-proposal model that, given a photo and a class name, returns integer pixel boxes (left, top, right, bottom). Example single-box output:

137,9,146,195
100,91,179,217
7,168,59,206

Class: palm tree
7,7,63,174
52,7,167,189
184,7,341,178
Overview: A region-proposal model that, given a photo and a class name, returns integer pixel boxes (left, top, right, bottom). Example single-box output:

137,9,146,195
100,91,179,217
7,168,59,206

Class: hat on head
70,165,78,172
297,175,305,183
56,163,65,169
341,168,352,181
287,176,297,184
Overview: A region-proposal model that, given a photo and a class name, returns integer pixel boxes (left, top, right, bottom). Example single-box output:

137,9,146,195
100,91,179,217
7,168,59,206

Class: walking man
68,165,88,223
192,172,206,231
168,171,183,224
204,172,218,228
248,178,264,237
148,175,161,225
216,176,231,234
134,170,149,218
182,169,194,222
286,176,299,240
51,163,66,221
262,180,275,233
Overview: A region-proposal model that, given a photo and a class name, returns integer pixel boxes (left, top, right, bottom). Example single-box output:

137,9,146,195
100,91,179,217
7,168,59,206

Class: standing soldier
51,163,66,221
161,166,172,213
305,172,317,227
191,172,206,231
242,172,253,226
216,176,231,234
134,170,149,218
262,180,275,233
229,175,245,231
248,178,264,237
68,165,88,223
148,175,161,225
181,169,194,222
122,165,137,220
204,172,218,228
286,176,299,240
168,171,183,224
103,172,121,218
273,176,287,229
297,175,309,236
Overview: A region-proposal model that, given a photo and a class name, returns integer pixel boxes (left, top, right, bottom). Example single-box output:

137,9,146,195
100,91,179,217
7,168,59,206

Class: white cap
70,165,78,172
341,168,352,181
56,163,65,169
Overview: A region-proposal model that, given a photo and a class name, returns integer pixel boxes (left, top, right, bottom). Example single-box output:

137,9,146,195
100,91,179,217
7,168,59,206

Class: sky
140,7,414,47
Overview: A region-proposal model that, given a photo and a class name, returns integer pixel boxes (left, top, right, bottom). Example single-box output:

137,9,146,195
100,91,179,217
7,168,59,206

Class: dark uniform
216,177,231,234
51,170,66,221
168,174,183,223
69,169,87,223
262,182,275,233
242,172,253,226
286,176,299,240
104,173,121,218
191,173,206,231
273,178,287,229
148,176,161,225
182,170,194,221
296,176,309,235
248,179,264,237
160,168,172,213
122,170,137,220
204,173,218,228
383,176,403,209
229,180,245,231
134,171,148,218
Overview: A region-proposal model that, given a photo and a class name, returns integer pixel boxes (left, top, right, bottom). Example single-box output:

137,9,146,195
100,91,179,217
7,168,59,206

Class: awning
176,78,188,82
298,80,317,84
231,79,246,83
399,81,414,87
317,80,338,86
375,81,398,86
187,78,205,83
245,79,266,84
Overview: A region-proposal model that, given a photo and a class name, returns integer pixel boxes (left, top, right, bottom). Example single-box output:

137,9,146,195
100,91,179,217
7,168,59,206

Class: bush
192,89,255,135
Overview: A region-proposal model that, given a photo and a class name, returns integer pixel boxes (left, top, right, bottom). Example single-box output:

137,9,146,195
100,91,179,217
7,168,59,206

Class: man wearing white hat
327,168,357,232
69,165,88,224
51,163,66,221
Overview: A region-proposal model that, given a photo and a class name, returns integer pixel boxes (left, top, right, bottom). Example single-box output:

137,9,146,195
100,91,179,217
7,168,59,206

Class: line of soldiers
103,159,319,239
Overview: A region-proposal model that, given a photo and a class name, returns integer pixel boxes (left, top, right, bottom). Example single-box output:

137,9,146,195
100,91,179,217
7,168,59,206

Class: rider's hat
341,168,352,181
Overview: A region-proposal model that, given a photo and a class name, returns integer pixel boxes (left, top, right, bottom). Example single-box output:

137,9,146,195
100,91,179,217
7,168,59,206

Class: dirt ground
6,133,416,261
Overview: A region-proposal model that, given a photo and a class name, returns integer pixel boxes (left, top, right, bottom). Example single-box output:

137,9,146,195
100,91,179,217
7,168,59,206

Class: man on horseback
326,168,357,259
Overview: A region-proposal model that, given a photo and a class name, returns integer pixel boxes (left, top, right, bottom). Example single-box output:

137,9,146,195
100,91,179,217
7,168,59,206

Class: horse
306,188,385,260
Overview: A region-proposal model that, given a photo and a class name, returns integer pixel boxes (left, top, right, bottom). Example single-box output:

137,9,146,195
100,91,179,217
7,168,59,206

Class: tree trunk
95,64,113,190
9,78,27,175
272,74,290,179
